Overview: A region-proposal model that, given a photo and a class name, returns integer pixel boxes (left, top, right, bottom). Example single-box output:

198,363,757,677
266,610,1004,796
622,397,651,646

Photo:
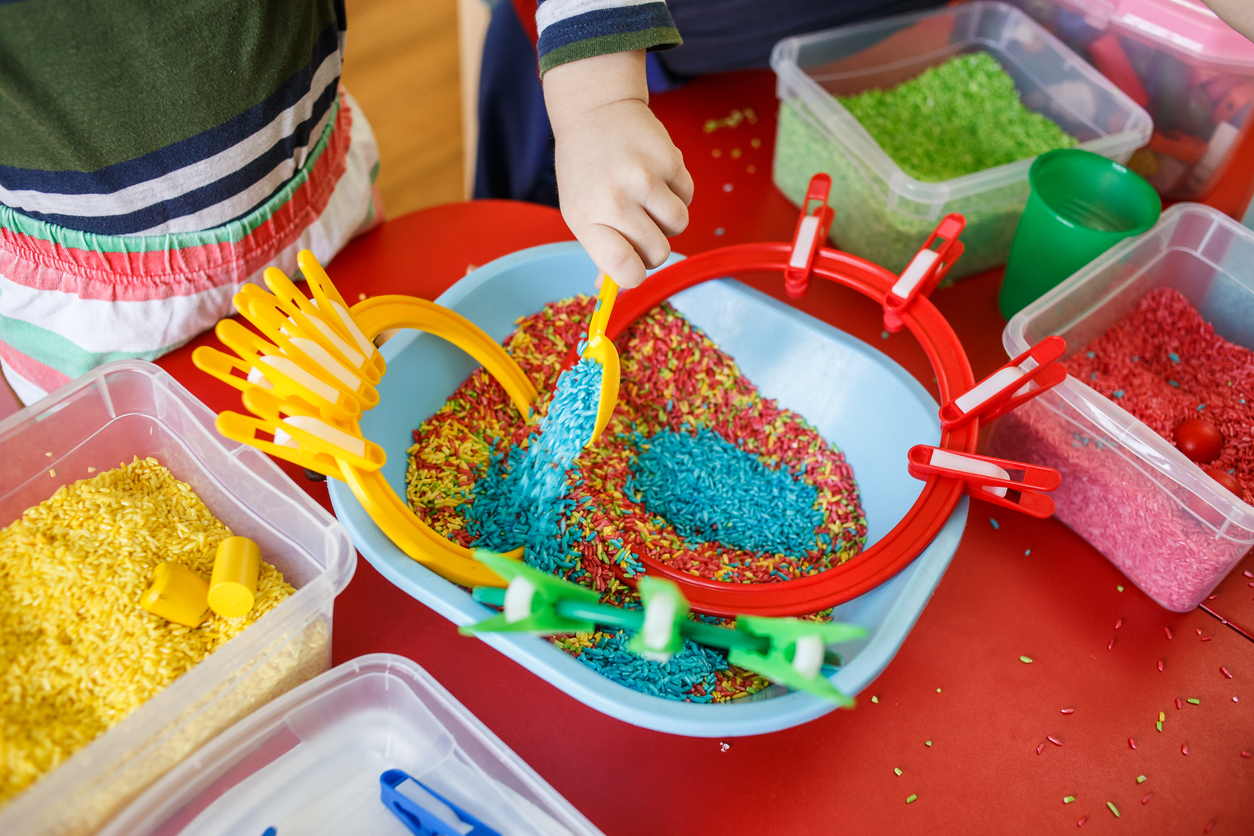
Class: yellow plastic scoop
194,249,537,588
581,275,620,444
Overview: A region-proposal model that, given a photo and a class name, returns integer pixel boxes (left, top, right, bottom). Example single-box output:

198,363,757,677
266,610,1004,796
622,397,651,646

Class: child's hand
544,50,693,289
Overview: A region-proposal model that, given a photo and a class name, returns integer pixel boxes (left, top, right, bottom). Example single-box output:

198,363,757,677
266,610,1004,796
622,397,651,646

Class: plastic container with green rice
770,1,1152,279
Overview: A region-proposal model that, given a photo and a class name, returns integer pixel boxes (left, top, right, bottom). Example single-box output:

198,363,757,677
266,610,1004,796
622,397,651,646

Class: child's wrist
543,50,648,130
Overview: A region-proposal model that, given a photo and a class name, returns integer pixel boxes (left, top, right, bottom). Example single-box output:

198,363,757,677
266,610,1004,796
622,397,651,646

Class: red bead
1173,418,1223,463
1205,468,1243,497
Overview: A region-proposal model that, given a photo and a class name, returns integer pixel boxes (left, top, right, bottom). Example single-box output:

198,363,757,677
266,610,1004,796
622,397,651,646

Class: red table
159,70,1254,835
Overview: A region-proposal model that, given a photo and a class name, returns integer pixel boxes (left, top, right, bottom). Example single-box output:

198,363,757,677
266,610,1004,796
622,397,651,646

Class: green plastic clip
626,577,689,662
729,615,868,706
465,557,867,707
460,552,600,636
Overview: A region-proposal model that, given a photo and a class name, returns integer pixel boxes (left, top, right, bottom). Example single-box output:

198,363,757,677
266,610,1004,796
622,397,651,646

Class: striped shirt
535,0,683,75
0,0,381,405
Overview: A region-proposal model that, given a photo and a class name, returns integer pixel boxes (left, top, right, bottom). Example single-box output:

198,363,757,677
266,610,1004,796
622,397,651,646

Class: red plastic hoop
602,242,978,617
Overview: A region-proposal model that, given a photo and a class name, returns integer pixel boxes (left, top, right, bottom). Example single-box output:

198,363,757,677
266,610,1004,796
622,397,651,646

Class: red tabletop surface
158,70,1254,834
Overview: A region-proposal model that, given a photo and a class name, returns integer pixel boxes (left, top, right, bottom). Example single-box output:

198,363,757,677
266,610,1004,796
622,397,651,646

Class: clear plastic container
1010,0,1254,204
988,203,1254,611
99,654,604,836
0,360,356,836
770,1,1152,278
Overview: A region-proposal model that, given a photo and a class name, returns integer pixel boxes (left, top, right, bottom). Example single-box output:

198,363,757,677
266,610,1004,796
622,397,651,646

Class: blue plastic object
381,769,500,836
328,242,968,736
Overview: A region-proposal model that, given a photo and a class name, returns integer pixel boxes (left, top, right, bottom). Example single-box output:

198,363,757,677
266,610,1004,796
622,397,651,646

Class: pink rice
989,288,1254,611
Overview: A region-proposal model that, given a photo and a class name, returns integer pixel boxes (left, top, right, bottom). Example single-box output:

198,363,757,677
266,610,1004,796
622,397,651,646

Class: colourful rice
407,297,866,701
1062,288,1254,500
467,355,604,562
989,288,1254,610
0,458,294,805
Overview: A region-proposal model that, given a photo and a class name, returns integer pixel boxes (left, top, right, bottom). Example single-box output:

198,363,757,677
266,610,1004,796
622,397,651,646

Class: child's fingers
668,159,695,207
613,202,674,272
644,184,689,238
578,223,648,288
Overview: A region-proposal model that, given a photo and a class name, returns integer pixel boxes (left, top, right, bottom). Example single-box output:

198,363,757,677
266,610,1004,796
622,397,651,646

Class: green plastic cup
999,149,1161,319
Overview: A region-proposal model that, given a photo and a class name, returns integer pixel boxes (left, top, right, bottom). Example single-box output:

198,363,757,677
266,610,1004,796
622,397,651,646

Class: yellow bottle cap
208,536,261,618
140,562,210,628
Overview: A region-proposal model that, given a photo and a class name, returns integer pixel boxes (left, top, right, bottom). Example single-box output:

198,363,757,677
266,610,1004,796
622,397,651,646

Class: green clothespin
626,577,689,662
460,552,600,636
465,558,867,707
729,615,868,706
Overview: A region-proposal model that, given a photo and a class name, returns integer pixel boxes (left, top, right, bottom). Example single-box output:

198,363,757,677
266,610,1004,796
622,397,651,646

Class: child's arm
535,1,690,289
544,49,692,289
1201,0,1254,41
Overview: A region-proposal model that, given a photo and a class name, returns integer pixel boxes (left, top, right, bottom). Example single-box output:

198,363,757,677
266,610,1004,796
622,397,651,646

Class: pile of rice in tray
407,297,866,702
0,457,294,805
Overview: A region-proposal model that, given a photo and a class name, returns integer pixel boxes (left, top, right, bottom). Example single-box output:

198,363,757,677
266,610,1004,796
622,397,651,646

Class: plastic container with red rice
989,203,1254,611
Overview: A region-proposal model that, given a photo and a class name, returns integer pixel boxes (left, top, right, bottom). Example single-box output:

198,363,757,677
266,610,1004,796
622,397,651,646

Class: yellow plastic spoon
581,274,620,444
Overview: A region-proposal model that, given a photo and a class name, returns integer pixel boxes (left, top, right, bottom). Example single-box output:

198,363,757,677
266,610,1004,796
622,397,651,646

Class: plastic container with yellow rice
0,361,355,836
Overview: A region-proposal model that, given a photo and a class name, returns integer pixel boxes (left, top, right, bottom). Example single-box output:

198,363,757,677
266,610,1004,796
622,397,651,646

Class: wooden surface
457,0,491,198
341,0,465,217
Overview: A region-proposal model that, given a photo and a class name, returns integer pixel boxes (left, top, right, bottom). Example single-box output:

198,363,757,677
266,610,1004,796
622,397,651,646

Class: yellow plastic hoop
342,295,537,587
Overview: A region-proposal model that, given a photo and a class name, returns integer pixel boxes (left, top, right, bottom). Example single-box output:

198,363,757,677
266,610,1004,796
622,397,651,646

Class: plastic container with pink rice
988,203,1254,611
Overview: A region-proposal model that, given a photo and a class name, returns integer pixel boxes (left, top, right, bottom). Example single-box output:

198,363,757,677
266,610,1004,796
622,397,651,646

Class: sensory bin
990,204,1254,611
0,361,353,836
771,1,1150,279
775,54,1074,279
994,288,1254,611
1011,0,1254,202
329,241,968,736
0,458,294,806
98,655,603,836
407,297,866,703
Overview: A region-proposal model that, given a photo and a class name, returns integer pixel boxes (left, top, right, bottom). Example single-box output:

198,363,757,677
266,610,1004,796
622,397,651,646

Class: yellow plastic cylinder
208,536,261,618
140,562,211,628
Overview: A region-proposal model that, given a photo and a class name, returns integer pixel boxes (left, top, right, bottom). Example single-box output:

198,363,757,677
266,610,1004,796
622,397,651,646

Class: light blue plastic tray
329,242,968,737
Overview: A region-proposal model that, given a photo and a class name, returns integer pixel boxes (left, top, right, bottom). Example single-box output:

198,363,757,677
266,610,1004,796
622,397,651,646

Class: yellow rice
0,457,294,805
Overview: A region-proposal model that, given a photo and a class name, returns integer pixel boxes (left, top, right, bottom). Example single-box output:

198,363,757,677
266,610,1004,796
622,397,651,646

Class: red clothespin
783,174,835,299
907,445,1061,519
882,214,965,333
939,336,1067,430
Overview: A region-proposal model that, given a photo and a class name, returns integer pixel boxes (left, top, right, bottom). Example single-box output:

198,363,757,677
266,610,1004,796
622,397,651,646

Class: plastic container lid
100,654,604,836
1045,0,1254,67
